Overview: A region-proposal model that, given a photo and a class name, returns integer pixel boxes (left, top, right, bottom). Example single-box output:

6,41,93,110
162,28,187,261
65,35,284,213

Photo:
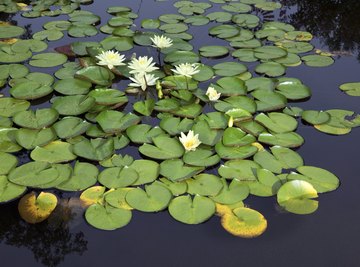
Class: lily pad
18,192,57,223
0,175,26,203
30,141,76,163
125,183,172,212
12,108,58,129
168,195,215,224
85,204,132,230
160,159,204,182
339,82,360,97
221,207,267,238
277,180,318,215
98,166,138,189
29,53,67,67
139,135,184,160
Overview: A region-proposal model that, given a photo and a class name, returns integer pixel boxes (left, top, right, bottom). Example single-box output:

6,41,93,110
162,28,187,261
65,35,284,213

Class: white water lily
128,56,158,75
129,73,159,91
171,63,200,78
95,50,126,69
206,86,221,101
179,130,201,151
150,35,173,49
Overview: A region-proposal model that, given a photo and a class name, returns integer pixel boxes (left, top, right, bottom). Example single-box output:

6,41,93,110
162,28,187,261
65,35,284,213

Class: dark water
1,1,360,266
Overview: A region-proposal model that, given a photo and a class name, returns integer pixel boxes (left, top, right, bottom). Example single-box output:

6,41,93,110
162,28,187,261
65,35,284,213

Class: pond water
0,0,360,266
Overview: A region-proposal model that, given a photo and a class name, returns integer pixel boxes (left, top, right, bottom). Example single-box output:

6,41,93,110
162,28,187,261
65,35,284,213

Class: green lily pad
100,36,134,51
29,53,67,68
211,179,249,204
30,141,76,163
192,120,223,146
98,166,138,189
54,78,92,95
96,110,140,134
255,112,298,133
133,99,155,116
223,127,255,147
68,24,97,37
289,166,340,193
302,55,334,67
254,46,287,60
75,66,115,86
169,195,215,224
0,175,26,203
214,96,256,113
8,162,59,187
15,128,56,150
302,110,330,125
85,204,132,230
218,159,260,181
139,135,184,160
0,25,25,38
129,160,159,185
104,188,134,210
72,137,114,161
183,148,220,167
276,82,311,100
213,62,247,76
277,180,318,215
270,146,304,169
125,182,172,212
339,82,360,96
187,174,223,196
215,142,257,160
56,162,98,191
164,51,200,65
53,117,91,139
10,81,53,100
0,128,21,153
160,159,204,182
209,25,239,39
248,168,281,197
52,95,95,116
160,116,194,136
0,98,30,117
12,108,58,129
214,77,247,96
251,90,287,111
258,132,304,148
199,46,229,57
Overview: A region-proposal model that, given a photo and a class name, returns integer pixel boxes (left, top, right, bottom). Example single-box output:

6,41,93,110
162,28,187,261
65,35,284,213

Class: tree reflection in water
280,0,360,60
0,198,88,267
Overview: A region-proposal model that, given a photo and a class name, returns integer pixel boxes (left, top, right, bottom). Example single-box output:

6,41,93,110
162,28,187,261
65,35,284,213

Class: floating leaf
187,174,223,196
85,204,132,230
302,55,334,67
126,183,172,212
221,207,267,238
339,82,360,97
183,148,220,167
30,141,76,163
169,195,215,224
139,135,184,160
160,159,204,182
29,53,67,67
98,166,138,189
0,175,26,203
56,162,98,191
73,137,114,161
277,180,318,215
18,192,58,223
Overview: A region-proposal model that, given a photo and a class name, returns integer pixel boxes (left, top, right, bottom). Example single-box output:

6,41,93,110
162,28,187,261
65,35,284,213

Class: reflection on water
280,0,360,59
0,200,87,267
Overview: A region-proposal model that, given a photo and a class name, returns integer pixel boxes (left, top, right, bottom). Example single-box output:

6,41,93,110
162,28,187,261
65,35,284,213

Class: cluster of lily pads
0,0,359,238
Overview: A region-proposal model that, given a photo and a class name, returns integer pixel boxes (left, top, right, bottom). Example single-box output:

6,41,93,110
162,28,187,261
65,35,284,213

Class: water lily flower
171,63,200,78
228,116,234,127
150,35,173,49
206,86,221,101
179,130,201,151
95,50,126,69
129,73,159,91
128,56,158,75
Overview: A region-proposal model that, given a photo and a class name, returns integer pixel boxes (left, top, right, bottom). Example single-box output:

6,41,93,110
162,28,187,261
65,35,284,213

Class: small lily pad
126,183,172,212
18,192,58,223
169,195,215,224
277,180,318,215
85,204,132,230
221,207,267,238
